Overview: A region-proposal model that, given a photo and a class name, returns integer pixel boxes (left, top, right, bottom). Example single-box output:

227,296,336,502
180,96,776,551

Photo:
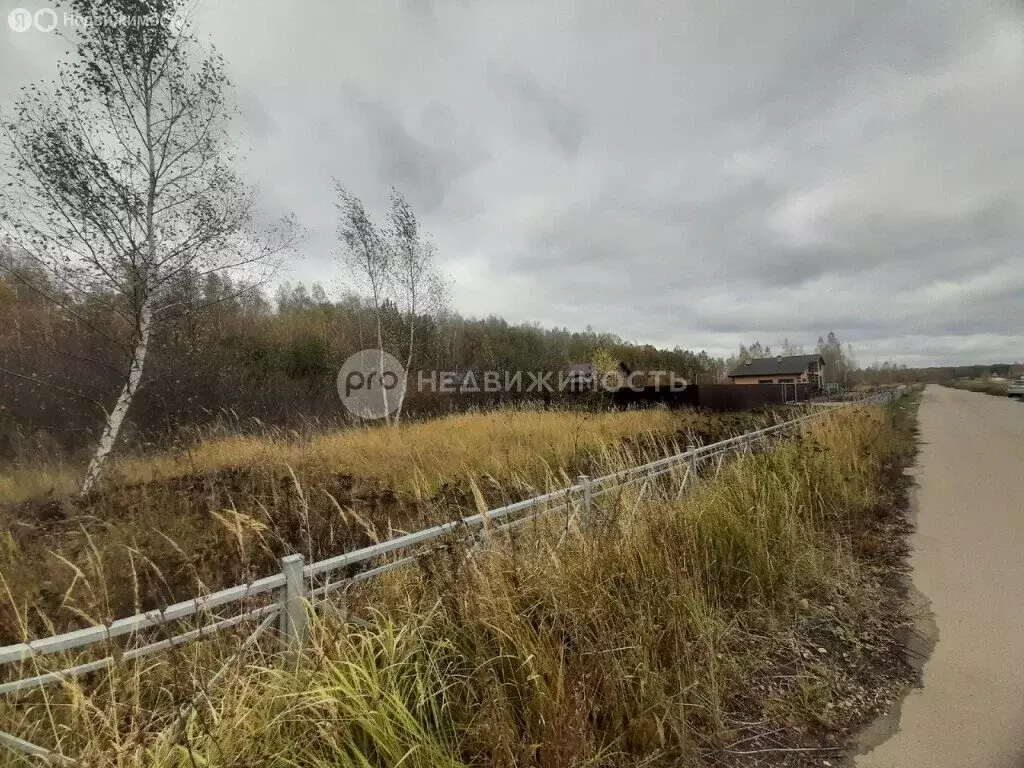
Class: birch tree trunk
386,190,445,425
80,300,153,495
375,308,392,425
394,318,415,424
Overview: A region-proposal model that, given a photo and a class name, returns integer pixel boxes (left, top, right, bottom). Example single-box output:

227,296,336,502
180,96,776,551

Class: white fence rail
0,387,906,762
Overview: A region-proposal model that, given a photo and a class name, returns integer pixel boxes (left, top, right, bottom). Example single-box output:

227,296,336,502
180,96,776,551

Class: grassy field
0,395,920,766
941,378,1010,396
0,407,784,642
0,408,683,504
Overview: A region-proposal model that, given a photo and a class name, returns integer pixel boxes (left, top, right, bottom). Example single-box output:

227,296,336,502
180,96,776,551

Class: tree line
0,248,725,464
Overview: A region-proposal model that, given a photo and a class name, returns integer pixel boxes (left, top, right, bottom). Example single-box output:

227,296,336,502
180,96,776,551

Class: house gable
728,354,825,383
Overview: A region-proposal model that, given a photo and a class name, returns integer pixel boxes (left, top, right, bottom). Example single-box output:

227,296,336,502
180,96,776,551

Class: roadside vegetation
0,393,921,766
1,406,790,642
941,378,1010,396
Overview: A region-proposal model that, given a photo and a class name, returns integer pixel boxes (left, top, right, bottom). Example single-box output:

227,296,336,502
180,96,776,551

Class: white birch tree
387,188,446,422
334,186,447,424
0,0,295,494
334,184,395,424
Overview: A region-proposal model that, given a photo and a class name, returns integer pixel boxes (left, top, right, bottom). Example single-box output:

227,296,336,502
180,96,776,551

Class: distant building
728,354,825,388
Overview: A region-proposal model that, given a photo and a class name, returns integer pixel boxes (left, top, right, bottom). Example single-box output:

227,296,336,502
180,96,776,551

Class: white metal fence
0,387,906,763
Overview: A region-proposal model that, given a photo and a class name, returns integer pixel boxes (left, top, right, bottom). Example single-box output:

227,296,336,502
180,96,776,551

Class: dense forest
0,244,725,463
1,243,1016,466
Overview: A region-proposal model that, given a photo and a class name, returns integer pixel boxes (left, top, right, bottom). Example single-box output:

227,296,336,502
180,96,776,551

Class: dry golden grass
0,398,921,767
0,408,720,506
144,408,688,494
2,407,785,643
942,378,1010,397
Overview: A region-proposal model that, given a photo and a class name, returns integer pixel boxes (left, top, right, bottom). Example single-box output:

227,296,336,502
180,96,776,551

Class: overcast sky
3,0,1023,366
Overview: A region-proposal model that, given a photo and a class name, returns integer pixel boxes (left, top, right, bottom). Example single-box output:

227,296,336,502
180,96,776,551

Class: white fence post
686,445,696,482
280,554,308,648
578,475,592,521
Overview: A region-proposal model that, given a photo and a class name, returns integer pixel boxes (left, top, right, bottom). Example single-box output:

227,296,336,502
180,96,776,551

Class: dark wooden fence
695,383,812,411
409,381,814,415
610,383,812,411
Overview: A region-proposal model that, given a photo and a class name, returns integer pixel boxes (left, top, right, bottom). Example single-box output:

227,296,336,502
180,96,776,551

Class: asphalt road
857,385,1024,768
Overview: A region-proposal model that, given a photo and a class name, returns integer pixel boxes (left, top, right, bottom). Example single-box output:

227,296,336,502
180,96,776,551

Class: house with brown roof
728,354,825,388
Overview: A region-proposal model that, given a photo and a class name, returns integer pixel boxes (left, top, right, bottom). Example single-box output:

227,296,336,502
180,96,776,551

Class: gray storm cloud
2,0,1022,365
